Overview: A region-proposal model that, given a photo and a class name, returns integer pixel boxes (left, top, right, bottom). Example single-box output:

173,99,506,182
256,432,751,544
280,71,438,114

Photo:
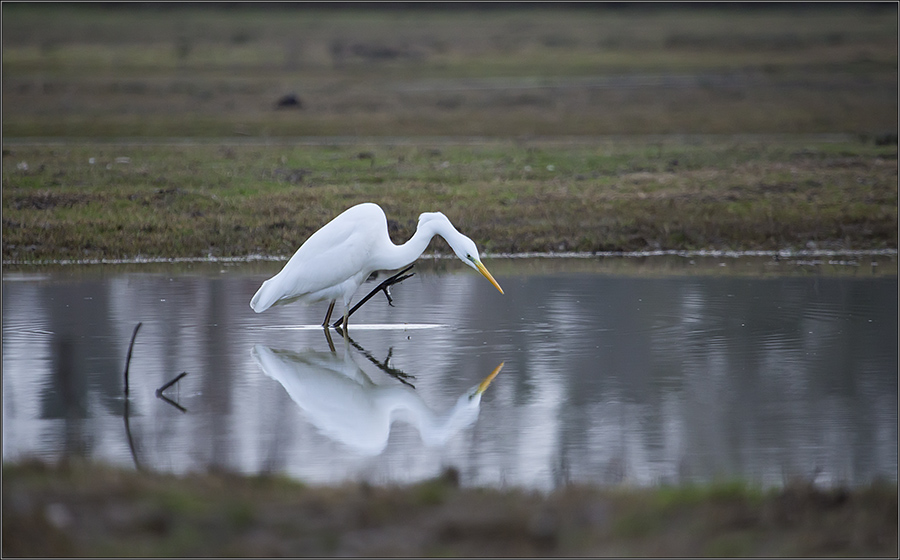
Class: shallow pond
3,255,897,491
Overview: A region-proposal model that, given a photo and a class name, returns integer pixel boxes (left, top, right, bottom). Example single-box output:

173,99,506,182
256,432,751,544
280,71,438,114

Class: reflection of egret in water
251,344,502,456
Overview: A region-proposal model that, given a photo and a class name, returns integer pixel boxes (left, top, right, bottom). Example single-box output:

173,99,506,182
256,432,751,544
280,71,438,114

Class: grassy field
3,137,897,262
2,4,897,263
3,460,897,557
2,5,897,262
2,4,897,137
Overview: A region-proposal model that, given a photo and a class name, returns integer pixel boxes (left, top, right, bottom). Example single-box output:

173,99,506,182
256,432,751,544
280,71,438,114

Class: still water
3,256,897,491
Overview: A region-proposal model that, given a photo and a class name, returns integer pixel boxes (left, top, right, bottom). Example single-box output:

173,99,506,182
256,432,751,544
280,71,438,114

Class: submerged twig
156,371,189,413
122,321,143,470
157,393,188,414
123,399,143,471
123,322,142,398
156,371,188,396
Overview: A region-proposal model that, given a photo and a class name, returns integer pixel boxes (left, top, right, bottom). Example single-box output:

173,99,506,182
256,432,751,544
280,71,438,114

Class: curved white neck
381,218,461,271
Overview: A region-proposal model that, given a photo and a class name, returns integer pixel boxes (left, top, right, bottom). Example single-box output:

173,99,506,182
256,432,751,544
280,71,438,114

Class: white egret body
251,345,502,456
250,203,503,328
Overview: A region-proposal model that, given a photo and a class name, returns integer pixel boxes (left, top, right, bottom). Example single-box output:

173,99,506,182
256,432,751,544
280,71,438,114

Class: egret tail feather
250,278,281,313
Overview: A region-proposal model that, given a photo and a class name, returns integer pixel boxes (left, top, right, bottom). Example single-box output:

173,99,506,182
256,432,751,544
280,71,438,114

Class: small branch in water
122,322,144,470
156,371,188,396
156,371,189,413
157,393,188,414
123,399,144,471
123,322,142,398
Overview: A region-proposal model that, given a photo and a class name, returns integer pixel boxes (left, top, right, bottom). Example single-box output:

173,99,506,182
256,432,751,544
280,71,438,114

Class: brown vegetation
3,460,896,557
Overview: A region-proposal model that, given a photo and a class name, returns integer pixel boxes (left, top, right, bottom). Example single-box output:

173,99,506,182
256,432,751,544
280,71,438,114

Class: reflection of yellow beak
474,259,504,294
476,362,504,395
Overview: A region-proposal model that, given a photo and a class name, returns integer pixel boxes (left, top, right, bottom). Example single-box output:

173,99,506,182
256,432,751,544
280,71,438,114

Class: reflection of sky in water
2,260,897,490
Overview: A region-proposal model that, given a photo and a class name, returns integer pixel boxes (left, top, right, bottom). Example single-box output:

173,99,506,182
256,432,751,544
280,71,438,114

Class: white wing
250,204,387,312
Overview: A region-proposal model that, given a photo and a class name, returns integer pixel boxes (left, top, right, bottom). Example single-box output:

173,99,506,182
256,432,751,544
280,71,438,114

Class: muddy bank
2,460,896,557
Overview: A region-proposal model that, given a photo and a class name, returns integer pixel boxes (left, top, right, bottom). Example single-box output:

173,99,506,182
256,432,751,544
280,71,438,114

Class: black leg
331,264,416,329
322,300,335,327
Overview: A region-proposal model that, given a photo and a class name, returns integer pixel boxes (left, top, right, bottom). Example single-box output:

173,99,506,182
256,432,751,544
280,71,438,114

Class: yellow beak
476,362,504,395
474,259,504,294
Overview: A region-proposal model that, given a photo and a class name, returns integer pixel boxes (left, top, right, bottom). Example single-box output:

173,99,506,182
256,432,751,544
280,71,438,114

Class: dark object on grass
875,132,898,146
275,93,302,109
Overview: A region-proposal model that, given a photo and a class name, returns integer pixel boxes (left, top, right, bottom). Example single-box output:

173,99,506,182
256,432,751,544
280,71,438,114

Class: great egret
251,344,502,456
250,202,503,330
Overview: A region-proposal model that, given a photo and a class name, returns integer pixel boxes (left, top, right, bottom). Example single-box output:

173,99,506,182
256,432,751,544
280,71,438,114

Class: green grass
3,137,897,262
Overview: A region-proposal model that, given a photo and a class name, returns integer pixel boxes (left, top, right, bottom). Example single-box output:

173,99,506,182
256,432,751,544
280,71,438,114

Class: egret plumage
250,203,503,330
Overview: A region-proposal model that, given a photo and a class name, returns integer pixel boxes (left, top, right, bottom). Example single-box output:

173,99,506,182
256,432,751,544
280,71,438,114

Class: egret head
420,212,504,294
